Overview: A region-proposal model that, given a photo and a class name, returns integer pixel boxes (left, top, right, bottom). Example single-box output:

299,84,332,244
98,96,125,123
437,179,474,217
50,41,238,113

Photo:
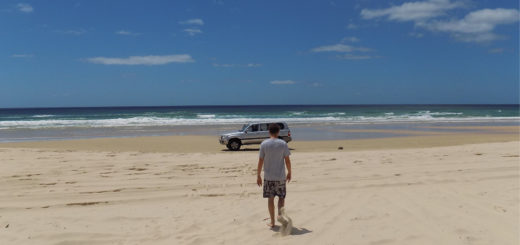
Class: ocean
0,105,518,142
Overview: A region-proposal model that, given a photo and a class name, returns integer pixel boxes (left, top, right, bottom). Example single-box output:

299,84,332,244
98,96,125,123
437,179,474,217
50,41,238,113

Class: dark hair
268,123,280,135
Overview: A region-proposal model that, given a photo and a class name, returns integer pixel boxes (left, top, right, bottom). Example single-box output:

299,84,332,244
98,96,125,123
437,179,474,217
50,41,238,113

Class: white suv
219,122,292,151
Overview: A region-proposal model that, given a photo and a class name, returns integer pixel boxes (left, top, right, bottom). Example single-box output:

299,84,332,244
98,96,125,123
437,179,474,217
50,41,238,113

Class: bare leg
277,197,285,216
268,197,275,227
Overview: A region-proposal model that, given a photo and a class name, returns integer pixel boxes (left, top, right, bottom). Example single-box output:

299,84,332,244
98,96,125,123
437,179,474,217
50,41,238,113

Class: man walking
257,123,292,228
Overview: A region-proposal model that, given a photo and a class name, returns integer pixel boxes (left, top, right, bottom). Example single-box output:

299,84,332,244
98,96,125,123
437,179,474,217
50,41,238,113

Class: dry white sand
0,136,518,244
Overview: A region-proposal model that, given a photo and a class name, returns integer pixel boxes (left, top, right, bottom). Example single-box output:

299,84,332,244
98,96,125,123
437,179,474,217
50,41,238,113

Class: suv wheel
227,139,241,151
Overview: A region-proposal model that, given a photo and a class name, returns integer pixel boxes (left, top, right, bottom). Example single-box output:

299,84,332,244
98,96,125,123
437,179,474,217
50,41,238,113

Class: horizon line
1,103,519,110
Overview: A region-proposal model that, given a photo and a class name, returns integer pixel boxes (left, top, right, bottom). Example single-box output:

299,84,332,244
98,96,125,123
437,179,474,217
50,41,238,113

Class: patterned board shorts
263,180,286,198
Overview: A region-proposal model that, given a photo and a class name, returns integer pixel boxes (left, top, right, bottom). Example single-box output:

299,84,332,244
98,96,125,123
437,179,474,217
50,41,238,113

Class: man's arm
285,156,291,183
257,157,264,186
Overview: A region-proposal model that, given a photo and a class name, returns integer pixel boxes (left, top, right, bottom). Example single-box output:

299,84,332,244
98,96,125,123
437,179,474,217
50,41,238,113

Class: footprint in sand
493,205,507,213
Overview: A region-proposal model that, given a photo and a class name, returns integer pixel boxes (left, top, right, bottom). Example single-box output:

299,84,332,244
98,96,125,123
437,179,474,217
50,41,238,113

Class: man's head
268,123,280,137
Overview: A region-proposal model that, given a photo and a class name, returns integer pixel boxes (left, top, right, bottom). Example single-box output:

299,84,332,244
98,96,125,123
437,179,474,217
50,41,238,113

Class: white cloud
361,0,464,22
270,80,296,85
488,48,504,54
346,23,358,29
361,0,519,43
422,8,520,42
453,32,501,42
183,28,202,36
213,63,235,67
426,8,519,33
312,38,377,60
86,54,195,65
409,32,425,38
115,30,141,36
310,82,323,87
179,18,204,25
347,23,358,29
311,44,372,53
57,29,87,35
17,3,33,13
341,36,360,42
11,54,33,58
337,54,380,60
213,63,262,68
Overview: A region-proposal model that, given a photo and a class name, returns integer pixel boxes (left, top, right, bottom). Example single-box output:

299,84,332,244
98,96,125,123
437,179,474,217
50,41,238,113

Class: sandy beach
0,127,518,245
3,0,519,243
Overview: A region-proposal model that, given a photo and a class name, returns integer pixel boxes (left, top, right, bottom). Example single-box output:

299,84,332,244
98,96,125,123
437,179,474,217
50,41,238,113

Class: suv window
277,123,285,129
250,124,259,132
259,124,268,131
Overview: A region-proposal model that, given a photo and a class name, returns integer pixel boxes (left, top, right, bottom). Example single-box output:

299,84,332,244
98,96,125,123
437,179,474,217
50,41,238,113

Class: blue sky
1,0,518,108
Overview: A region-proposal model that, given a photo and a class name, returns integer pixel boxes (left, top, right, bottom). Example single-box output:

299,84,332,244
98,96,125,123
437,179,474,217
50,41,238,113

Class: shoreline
1,129,518,153
1,121,518,143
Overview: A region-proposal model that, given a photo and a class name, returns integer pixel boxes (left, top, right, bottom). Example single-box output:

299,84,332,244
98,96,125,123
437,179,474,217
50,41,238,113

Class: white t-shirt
259,138,291,181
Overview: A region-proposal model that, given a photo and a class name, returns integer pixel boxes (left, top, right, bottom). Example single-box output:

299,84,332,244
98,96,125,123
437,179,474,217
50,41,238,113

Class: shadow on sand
271,226,312,236
221,148,260,152
221,147,296,152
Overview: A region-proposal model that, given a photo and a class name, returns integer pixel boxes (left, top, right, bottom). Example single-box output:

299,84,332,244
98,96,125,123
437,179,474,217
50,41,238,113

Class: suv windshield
240,124,249,132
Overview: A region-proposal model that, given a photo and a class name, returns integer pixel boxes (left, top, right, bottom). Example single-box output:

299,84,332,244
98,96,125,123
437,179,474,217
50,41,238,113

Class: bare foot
267,223,275,229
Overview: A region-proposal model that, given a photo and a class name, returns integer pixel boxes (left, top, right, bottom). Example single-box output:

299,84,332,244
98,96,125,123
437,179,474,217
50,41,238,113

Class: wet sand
0,126,518,153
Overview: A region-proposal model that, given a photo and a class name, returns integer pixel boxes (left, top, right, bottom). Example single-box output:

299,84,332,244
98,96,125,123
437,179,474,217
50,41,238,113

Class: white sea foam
0,115,518,130
427,111,463,116
0,116,340,129
196,114,216,119
288,111,306,116
32,114,55,118
325,112,346,116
